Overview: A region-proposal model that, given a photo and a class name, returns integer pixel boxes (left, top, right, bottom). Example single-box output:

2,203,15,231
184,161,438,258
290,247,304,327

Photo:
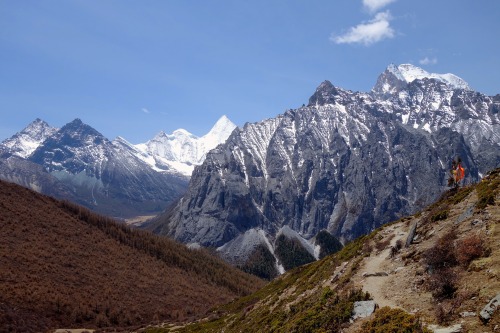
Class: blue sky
1,0,499,143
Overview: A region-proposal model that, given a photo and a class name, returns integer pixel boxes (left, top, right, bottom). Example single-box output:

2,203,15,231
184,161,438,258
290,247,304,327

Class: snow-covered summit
2,118,58,158
372,63,472,97
389,63,471,90
199,115,237,156
133,115,237,177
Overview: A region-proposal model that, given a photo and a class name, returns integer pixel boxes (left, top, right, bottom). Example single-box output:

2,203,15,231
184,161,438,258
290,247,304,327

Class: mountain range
146,64,499,275
0,116,236,218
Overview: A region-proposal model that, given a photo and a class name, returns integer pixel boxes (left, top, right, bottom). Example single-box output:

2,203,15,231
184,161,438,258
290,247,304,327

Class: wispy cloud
141,108,150,114
419,56,438,65
363,0,397,13
331,11,395,46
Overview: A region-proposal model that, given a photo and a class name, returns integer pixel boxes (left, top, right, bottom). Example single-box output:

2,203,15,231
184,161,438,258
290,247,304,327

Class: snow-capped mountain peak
2,118,58,158
390,63,471,90
172,128,196,138
133,115,237,177
200,115,237,152
373,63,472,97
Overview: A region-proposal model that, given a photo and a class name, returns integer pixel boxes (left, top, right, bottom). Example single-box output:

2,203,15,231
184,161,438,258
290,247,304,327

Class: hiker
448,157,465,187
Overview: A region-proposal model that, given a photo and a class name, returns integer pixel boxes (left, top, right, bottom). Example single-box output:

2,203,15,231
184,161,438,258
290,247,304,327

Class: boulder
405,222,418,248
479,293,500,323
351,300,376,320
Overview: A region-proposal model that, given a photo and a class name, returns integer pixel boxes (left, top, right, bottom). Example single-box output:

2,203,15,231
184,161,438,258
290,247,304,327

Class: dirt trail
352,222,408,309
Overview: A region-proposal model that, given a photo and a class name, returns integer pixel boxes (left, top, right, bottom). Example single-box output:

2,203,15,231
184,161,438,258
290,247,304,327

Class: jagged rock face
27,119,188,217
159,66,499,257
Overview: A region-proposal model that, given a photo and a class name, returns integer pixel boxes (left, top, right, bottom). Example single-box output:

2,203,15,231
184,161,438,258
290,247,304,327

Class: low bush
455,234,488,267
430,209,449,222
426,267,458,300
359,307,431,333
434,304,450,325
423,230,457,269
475,168,499,210
374,234,394,252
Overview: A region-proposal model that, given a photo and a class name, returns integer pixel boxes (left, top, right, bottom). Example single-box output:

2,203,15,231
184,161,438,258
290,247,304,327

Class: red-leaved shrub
455,234,487,267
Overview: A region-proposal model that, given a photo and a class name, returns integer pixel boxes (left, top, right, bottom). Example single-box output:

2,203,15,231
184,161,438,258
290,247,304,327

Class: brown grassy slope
0,179,264,332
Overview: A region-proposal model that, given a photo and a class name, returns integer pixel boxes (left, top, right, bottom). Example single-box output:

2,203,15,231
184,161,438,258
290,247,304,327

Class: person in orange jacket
448,157,465,187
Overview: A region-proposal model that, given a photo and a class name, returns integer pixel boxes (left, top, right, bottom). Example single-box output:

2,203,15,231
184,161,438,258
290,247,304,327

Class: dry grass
0,180,264,333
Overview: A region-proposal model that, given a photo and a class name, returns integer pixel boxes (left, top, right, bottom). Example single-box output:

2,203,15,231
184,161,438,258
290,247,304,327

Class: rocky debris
392,267,405,274
479,293,500,323
331,261,349,282
459,311,476,317
428,323,462,333
351,300,377,320
455,206,473,225
362,272,389,277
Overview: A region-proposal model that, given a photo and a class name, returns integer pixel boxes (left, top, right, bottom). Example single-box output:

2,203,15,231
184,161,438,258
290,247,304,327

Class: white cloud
419,56,438,65
141,108,150,114
363,0,397,13
331,11,395,46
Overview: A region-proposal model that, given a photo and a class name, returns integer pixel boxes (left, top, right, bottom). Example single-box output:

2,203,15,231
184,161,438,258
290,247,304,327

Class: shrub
394,239,403,251
374,233,394,252
426,268,458,300
455,234,487,267
359,307,432,333
423,230,457,269
285,288,369,333
435,304,449,325
475,168,499,210
423,231,460,300
431,209,449,222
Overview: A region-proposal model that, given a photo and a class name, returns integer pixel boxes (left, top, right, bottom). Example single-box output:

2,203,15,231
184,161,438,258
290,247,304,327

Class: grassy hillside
144,168,499,333
0,180,264,333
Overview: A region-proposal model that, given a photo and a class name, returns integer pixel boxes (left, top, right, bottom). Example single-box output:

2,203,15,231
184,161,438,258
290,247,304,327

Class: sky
1,0,499,143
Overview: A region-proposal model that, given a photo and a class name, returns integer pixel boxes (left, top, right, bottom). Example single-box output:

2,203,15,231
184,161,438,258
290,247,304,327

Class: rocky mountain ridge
147,64,499,275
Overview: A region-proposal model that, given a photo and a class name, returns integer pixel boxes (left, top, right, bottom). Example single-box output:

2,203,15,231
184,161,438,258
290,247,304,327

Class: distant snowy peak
394,64,471,90
200,115,237,154
373,63,472,96
2,118,58,158
134,115,237,177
